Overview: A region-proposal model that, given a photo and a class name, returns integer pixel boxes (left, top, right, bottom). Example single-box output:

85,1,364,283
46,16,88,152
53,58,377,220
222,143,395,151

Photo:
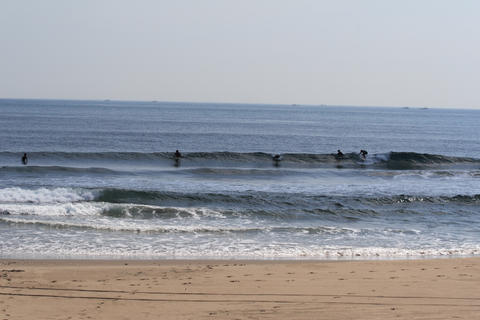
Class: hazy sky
1,0,479,108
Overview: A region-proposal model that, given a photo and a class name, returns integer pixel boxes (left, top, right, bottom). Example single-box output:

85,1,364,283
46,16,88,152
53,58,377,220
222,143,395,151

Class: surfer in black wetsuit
272,154,281,167
174,150,182,167
360,149,368,160
336,150,344,159
21,153,28,165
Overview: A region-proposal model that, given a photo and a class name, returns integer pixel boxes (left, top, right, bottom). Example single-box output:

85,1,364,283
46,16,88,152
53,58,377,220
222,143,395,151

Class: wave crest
0,151,478,169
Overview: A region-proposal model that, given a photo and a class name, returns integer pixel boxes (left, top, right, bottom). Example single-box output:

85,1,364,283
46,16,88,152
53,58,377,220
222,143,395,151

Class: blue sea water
0,99,479,259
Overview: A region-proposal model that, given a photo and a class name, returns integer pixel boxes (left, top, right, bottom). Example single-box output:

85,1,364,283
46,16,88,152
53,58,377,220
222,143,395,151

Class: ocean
0,99,479,259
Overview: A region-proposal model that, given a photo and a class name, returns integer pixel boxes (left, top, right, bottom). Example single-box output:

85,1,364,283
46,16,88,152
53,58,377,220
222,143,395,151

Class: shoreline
1,251,478,261
1,257,479,319
1,254,479,261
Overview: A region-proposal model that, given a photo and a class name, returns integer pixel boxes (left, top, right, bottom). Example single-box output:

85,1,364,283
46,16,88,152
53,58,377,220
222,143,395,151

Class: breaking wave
1,187,480,218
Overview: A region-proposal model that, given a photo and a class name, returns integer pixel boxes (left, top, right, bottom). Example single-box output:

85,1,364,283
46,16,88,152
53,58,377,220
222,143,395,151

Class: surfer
272,154,282,167
173,150,182,167
360,149,368,160
21,153,28,165
336,150,344,159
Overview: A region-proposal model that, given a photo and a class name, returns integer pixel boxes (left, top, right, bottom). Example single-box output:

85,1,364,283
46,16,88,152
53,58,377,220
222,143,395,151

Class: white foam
374,153,391,162
2,241,478,260
0,215,253,233
0,201,228,220
0,202,104,217
0,187,95,204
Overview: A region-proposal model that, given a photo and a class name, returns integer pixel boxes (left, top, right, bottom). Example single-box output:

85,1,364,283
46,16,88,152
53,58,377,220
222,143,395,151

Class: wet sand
1,258,479,319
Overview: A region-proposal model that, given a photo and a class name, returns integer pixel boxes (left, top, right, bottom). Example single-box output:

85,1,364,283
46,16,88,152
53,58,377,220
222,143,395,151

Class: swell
384,152,479,169
95,188,292,208
1,151,478,169
2,186,480,208
0,165,119,175
95,188,480,207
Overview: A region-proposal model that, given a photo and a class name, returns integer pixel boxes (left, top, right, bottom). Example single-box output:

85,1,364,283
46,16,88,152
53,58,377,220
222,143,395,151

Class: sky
1,0,479,108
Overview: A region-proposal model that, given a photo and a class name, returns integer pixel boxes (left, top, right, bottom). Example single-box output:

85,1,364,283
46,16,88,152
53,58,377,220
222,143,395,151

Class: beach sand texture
0,258,479,319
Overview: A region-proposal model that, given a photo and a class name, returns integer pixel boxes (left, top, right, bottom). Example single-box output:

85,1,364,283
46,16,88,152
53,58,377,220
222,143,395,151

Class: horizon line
0,97,478,111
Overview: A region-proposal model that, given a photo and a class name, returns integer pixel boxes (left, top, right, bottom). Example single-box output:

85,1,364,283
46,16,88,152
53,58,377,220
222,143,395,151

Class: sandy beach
0,258,478,319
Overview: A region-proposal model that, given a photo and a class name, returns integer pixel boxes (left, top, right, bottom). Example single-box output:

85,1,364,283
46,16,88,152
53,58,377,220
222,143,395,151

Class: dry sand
0,258,479,319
